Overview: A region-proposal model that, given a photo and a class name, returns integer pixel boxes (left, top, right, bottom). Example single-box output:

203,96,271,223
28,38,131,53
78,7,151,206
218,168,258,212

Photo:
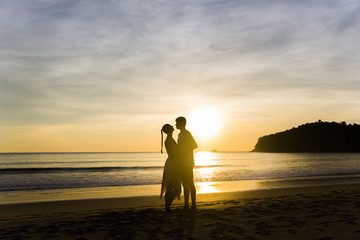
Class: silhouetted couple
160,116,198,211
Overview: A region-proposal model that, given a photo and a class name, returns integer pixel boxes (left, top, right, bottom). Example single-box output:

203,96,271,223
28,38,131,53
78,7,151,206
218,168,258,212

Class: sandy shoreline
1,184,360,239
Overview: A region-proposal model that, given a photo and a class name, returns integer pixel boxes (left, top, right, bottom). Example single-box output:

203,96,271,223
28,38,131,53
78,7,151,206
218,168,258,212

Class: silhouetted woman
160,124,181,211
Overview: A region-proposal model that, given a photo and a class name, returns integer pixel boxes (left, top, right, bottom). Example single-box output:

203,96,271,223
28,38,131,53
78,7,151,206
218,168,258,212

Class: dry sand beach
1,184,360,240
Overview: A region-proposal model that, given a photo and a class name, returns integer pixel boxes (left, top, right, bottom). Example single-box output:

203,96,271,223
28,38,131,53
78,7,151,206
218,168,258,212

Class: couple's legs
165,182,176,211
183,181,196,210
182,167,196,210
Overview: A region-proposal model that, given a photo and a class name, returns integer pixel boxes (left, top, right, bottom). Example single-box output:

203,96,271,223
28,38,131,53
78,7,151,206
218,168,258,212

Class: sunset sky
1,0,360,152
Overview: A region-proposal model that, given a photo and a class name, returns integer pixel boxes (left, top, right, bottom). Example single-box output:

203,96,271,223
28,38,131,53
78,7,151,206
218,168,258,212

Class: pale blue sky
1,0,360,152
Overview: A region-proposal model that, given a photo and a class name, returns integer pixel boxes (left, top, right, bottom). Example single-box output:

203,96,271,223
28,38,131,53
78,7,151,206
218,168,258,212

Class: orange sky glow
1,1,360,152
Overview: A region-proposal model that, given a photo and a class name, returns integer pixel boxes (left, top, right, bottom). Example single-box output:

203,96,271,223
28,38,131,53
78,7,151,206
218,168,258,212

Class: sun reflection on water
194,151,218,186
195,151,216,166
196,167,214,182
196,182,219,194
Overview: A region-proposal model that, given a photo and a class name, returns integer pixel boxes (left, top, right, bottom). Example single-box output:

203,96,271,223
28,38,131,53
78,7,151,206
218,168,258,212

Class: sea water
1,152,360,204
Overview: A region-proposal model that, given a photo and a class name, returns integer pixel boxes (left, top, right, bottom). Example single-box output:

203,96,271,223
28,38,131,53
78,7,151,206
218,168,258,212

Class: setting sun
187,109,222,140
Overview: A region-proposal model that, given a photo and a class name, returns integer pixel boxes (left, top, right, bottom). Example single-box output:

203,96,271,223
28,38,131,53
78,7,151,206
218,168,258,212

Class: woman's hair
161,124,172,153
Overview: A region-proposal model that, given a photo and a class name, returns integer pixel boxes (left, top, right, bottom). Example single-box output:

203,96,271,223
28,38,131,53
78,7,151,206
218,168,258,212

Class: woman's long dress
160,137,181,200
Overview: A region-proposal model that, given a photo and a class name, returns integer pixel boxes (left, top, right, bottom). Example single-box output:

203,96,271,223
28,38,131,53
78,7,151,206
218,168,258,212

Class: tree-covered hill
252,121,360,152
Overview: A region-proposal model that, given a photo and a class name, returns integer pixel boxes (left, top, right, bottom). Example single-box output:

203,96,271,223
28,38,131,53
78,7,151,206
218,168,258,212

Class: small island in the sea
253,120,360,152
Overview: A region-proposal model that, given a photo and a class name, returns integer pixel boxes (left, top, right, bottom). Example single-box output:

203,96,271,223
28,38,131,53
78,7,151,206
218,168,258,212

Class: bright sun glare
195,151,215,166
187,108,222,139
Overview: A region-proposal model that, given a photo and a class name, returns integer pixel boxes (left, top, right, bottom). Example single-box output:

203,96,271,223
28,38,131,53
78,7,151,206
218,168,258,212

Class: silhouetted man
176,116,198,210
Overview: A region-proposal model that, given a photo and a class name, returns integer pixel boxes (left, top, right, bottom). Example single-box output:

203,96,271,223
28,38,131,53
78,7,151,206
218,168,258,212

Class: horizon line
0,150,250,154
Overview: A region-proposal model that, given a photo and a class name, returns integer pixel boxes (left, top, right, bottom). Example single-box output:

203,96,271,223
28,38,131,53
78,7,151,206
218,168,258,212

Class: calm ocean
1,152,360,203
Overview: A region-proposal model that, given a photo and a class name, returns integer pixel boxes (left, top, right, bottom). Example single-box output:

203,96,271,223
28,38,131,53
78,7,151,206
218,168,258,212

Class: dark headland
252,120,360,152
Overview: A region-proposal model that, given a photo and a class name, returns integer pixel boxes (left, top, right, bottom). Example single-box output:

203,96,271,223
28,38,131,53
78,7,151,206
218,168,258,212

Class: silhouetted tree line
252,120,360,152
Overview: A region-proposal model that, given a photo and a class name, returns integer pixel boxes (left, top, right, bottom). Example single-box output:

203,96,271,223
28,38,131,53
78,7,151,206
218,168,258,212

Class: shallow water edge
2,174,360,204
